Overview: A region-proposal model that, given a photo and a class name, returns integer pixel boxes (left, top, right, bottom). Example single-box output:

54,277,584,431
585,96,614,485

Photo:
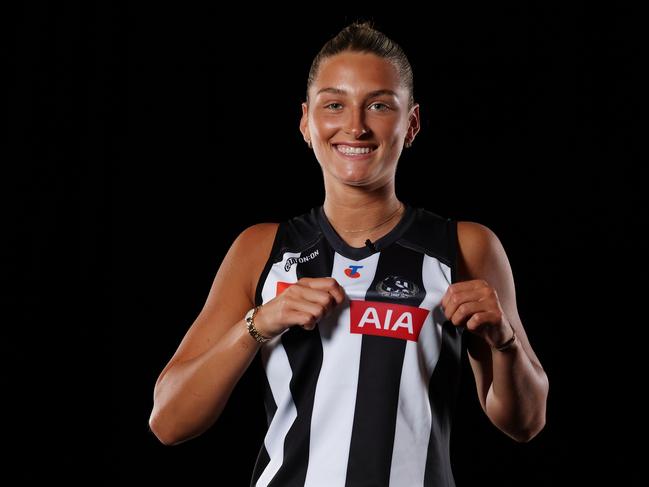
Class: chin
335,172,377,187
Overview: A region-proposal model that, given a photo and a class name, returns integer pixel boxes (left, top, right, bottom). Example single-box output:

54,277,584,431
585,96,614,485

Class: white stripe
303,251,381,487
389,254,450,486
255,251,300,487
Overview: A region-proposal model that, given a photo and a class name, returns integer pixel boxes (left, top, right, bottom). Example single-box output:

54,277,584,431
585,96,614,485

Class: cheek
310,117,340,138
374,115,407,135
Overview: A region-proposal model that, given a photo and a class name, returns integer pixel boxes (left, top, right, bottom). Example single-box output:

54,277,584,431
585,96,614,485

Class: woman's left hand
440,279,513,348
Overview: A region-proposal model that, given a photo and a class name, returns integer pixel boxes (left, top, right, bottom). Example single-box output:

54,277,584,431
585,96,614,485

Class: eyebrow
315,88,399,98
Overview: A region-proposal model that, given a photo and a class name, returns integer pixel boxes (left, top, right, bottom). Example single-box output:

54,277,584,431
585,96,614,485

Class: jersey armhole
446,217,459,284
254,222,284,306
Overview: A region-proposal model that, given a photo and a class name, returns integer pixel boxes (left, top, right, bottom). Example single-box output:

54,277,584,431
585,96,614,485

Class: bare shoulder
230,222,280,302
234,222,279,252
238,222,280,240
457,220,499,247
456,221,505,277
161,222,279,366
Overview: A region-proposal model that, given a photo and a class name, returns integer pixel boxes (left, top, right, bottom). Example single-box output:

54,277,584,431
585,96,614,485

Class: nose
344,108,370,138
347,127,369,138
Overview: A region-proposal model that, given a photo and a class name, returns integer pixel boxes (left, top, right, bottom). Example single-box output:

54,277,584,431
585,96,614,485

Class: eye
368,102,389,111
324,103,343,111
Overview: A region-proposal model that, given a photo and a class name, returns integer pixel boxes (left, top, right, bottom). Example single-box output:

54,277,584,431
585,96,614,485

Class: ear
300,102,310,142
406,103,421,145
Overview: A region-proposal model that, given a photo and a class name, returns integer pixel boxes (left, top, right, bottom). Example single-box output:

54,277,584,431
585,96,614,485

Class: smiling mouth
333,144,378,156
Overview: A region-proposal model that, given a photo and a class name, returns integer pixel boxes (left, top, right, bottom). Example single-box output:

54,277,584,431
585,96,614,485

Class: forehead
311,51,405,98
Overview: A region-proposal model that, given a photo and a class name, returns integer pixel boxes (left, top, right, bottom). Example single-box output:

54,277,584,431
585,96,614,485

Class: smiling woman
148,22,548,487
300,51,419,196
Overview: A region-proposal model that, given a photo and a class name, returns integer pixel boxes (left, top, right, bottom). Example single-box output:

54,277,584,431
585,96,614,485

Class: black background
7,4,642,486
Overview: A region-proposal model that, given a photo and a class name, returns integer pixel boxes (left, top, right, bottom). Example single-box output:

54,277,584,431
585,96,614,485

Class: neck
322,183,402,247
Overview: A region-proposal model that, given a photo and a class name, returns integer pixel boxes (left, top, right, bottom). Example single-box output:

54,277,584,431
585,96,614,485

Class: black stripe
345,244,427,487
261,364,278,428
267,237,333,487
423,217,462,487
250,345,277,486
251,223,284,486
250,446,270,487
423,322,463,487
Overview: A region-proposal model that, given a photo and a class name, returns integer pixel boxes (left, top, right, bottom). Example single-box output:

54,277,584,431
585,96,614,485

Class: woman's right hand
253,277,346,338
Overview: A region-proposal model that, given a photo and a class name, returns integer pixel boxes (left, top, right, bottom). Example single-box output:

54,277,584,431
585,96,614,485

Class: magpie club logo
376,275,420,299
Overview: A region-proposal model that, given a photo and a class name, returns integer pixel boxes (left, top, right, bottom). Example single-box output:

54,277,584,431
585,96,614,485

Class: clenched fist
441,279,514,349
254,277,346,339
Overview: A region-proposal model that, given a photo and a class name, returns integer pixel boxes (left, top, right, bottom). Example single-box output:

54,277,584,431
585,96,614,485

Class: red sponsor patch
276,281,293,295
350,300,429,341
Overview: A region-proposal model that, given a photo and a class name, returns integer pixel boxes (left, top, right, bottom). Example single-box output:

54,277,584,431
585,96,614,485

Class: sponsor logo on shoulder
376,275,420,299
284,249,320,272
350,300,429,341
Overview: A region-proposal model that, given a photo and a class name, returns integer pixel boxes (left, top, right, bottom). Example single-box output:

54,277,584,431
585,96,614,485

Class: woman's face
301,51,419,189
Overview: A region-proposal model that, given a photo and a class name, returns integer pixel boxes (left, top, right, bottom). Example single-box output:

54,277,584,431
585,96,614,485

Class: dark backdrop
7,4,641,486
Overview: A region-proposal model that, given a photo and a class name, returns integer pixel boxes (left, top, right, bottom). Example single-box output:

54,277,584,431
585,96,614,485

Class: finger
288,297,327,322
441,288,489,320
289,286,337,311
298,276,340,291
298,277,346,305
291,311,318,330
466,310,503,332
442,280,489,305
448,300,487,327
327,282,346,305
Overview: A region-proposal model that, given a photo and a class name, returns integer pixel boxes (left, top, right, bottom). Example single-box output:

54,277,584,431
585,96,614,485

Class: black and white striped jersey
250,203,463,487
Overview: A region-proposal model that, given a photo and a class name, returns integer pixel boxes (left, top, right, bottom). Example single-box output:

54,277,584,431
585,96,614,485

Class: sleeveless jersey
250,203,463,487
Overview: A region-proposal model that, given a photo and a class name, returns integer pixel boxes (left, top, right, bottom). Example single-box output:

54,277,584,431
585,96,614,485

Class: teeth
336,145,373,155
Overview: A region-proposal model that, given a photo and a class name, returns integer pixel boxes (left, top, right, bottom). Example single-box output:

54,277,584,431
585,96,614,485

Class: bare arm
148,223,278,446
148,223,346,446
446,221,549,442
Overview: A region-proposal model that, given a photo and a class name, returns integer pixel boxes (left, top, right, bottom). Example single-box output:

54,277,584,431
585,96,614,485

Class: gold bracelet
245,305,270,344
494,323,517,352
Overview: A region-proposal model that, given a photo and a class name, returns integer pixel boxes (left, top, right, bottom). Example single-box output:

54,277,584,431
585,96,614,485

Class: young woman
149,22,548,487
